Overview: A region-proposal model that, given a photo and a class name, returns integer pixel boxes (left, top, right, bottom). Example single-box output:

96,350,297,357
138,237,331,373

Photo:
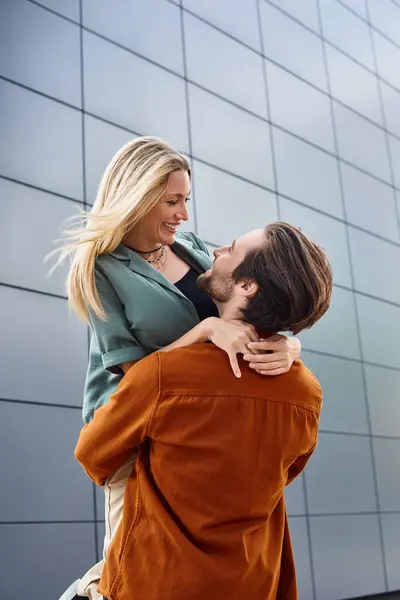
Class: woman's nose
177,205,188,221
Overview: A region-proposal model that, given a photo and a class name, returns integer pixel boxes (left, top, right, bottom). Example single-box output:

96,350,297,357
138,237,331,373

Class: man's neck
215,299,243,322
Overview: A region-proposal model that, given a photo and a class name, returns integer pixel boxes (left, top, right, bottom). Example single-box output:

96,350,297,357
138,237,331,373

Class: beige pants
77,454,136,600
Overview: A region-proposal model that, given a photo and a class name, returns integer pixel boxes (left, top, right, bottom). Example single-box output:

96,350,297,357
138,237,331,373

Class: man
75,222,332,600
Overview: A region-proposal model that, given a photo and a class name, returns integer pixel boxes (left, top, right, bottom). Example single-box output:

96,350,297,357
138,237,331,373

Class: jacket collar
109,238,210,302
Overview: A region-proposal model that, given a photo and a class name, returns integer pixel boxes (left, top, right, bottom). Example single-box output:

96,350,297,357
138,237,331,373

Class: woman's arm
120,361,137,374
120,320,300,379
118,319,257,378
117,321,300,380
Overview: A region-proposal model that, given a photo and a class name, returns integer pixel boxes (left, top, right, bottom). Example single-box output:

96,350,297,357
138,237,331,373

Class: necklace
146,245,166,264
130,244,163,254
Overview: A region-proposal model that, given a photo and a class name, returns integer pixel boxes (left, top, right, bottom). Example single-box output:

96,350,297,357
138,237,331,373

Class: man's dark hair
233,222,333,334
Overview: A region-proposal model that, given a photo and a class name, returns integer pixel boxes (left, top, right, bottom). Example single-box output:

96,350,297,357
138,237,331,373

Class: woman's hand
243,334,301,376
207,318,260,378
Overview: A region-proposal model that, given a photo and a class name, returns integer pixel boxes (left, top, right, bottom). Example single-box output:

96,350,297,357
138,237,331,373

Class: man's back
77,344,322,600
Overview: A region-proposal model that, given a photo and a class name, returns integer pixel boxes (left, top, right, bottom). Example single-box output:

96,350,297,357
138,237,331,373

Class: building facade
1,0,400,598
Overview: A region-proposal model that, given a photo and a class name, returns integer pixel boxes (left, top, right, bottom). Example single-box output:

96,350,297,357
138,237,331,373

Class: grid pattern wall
1,0,400,599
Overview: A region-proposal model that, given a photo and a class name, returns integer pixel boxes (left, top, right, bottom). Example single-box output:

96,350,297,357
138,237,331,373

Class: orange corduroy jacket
75,344,322,600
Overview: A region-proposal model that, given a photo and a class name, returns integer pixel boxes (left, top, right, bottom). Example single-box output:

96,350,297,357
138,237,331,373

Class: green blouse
82,232,213,423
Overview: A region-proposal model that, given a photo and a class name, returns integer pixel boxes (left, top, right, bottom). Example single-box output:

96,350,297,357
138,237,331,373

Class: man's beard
197,270,235,303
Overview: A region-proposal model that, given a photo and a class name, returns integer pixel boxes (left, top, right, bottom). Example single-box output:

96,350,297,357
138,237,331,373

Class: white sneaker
58,579,81,600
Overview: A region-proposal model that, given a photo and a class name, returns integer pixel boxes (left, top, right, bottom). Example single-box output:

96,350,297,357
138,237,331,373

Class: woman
58,136,300,600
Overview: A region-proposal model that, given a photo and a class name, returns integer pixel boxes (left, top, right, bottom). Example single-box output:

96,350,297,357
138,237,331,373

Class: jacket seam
158,391,321,417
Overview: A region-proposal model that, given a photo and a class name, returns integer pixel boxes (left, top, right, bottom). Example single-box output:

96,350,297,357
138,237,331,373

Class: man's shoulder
123,352,161,390
157,346,322,413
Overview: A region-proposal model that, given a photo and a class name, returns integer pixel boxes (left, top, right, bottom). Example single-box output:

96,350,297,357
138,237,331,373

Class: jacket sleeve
75,353,160,485
89,263,148,374
287,444,317,484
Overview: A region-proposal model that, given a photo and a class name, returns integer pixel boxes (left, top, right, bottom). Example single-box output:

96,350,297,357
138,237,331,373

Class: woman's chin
159,230,177,246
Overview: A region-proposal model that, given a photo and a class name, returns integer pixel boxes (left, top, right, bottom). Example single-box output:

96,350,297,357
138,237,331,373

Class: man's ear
236,279,258,298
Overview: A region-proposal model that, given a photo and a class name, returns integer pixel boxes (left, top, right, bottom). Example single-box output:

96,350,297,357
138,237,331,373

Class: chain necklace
146,244,166,264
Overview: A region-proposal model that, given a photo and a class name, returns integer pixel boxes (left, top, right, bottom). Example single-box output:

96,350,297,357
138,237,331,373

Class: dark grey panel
373,437,400,511
373,30,400,91
267,62,335,152
326,44,382,125
0,402,93,521
320,0,374,69
280,198,352,287
365,364,400,437
0,523,96,600
82,0,184,74
0,80,83,200
285,474,306,516
84,115,135,204
272,127,343,218
349,227,400,303
305,433,377,513
33,0,80,22
310,515,386,600
188,84,274,188
0,179,78,296
381,81,400,138
288,517,314,600
299,287,361,360
0,0,81,107
341,163,399,242
381,513,400,591
356,294,400,369
302,351,369,434
184,13,266,116
267,0,320,33
260,2,327,91
0,287,87,406
193,160,277,247
182,0,261,50
83,32,189,152
334,101,392,183
369,0,400,47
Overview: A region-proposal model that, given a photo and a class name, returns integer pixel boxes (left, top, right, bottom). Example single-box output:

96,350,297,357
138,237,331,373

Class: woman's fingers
243,352,286,364
248,360,284,370
246,327,260,344
228,352,242,378
255,367,288,376
247,339,284,352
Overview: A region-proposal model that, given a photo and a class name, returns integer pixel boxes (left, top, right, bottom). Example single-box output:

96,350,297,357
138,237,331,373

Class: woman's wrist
200,317,219,342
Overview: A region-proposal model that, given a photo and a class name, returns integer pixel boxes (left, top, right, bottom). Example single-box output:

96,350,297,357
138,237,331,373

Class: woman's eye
167,200,178,206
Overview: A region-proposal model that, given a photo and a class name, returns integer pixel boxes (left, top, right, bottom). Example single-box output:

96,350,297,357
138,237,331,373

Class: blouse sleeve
89,265,148,374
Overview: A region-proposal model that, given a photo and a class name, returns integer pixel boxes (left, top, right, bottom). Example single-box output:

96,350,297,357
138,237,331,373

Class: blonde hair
55,136,190,322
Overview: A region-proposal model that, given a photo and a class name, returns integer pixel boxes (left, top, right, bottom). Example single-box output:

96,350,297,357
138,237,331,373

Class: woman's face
142,169,191,246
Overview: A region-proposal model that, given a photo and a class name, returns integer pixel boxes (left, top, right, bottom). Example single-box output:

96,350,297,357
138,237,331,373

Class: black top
175,267,219,322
